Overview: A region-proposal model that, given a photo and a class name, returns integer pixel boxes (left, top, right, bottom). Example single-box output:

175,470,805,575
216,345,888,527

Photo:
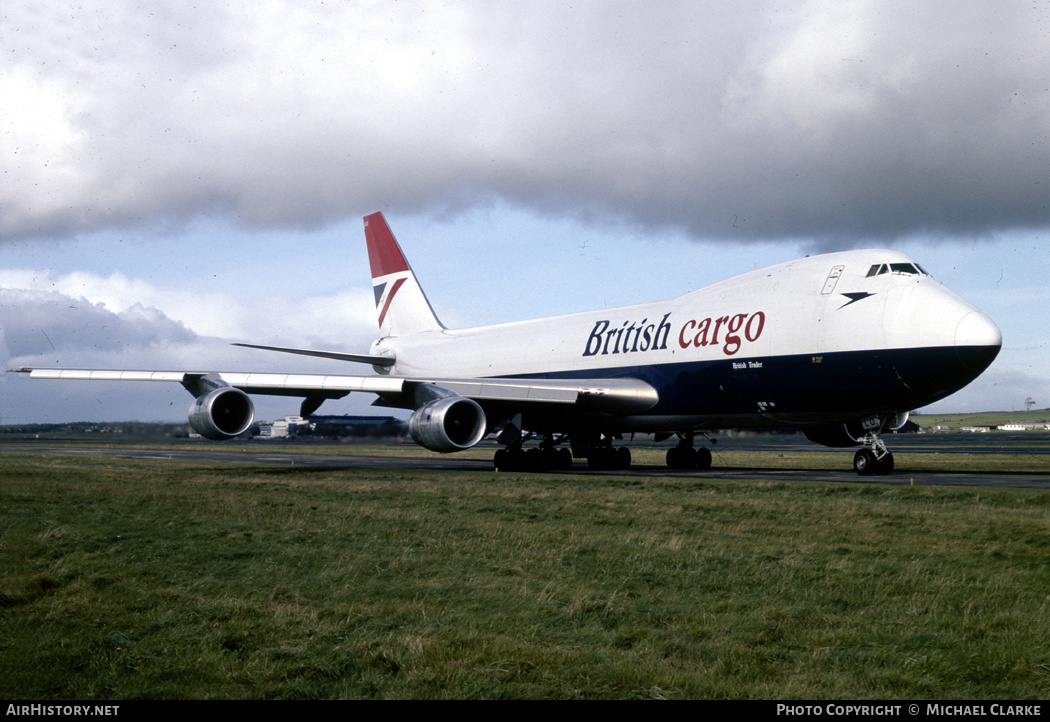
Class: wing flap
412,377,658,413
220,372,404,395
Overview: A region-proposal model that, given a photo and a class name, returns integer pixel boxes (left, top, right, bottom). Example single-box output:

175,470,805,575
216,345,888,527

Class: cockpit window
866,263,927,277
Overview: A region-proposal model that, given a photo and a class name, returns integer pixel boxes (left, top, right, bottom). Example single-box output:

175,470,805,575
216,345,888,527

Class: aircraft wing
17,368,659,415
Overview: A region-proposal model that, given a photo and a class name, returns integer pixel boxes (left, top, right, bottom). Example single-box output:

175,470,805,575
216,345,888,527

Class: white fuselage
369,247,999,432
369,249,1000,432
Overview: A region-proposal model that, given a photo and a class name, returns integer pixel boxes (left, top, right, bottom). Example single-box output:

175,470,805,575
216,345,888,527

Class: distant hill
912,409,1050,429
0,421,191,440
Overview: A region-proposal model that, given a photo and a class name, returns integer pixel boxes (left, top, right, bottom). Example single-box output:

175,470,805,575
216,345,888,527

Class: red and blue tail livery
364,212,444,337
19,212,1001,476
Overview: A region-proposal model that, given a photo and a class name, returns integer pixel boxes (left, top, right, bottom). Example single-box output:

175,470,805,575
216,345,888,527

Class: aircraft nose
955,310,1002,348
954,310,1001,372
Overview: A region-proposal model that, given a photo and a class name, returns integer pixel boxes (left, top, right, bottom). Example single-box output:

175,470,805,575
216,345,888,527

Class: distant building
257,415,405,439
307,415,406,438
258,415,305,438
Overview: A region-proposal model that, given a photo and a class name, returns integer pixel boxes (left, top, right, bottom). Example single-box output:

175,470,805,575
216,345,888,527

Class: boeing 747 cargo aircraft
19,212,1002,475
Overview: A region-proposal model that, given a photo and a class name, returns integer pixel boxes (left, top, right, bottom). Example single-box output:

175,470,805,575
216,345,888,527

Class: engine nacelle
886,411,910,431
408,396,487,453
189,387,255,440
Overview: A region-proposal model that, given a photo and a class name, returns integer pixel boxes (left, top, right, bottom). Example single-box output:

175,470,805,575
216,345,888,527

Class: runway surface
6,437,1049,489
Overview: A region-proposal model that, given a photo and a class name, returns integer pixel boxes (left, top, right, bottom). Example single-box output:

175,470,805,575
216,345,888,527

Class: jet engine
803,412,909,448
408,396,487,452
189,387,255,440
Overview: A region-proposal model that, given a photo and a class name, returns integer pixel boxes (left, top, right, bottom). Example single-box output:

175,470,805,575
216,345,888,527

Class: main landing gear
853,433,894,476
492,417,571,472
585,440,632,470
493,425,573,472
492,431,634,472
492,429,720,473
493,441,573,472
665,431,713,471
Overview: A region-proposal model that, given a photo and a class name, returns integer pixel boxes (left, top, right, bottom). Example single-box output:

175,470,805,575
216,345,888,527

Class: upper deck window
866,263,927,277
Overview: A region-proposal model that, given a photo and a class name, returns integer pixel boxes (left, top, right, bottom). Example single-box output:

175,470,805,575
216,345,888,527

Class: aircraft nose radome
955,311,1002,350
954,310,1002,375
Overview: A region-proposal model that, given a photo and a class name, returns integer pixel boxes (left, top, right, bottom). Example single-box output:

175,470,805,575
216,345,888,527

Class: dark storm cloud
3,1,1048,246
0,290,195,360
0,287,382,424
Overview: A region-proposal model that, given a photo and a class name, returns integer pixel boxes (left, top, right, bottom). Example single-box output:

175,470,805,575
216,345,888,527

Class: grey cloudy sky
5,1,1048,244
1,1,1048,423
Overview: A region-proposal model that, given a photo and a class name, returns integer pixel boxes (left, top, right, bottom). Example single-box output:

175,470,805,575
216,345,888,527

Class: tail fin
364,212,445,337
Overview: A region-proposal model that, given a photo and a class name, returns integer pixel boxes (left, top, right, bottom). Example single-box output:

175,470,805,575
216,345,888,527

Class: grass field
2,450,1050,699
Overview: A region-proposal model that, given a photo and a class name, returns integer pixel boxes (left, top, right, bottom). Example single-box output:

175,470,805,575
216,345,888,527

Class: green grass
2,452,1050,699
706,449,1050,474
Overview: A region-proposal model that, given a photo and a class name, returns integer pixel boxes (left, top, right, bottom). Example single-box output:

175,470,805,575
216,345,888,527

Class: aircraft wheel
874,452,894,476
853,449,877,476
588,446,623,471
557,447,573,470
667,446,700,470
696,447,712,471
525,448,545,471
586,448,606,470
494,447,526,472
665,447,679,469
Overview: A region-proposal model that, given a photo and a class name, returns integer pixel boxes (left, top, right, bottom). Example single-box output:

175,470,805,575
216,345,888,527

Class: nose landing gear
853,434,894,476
